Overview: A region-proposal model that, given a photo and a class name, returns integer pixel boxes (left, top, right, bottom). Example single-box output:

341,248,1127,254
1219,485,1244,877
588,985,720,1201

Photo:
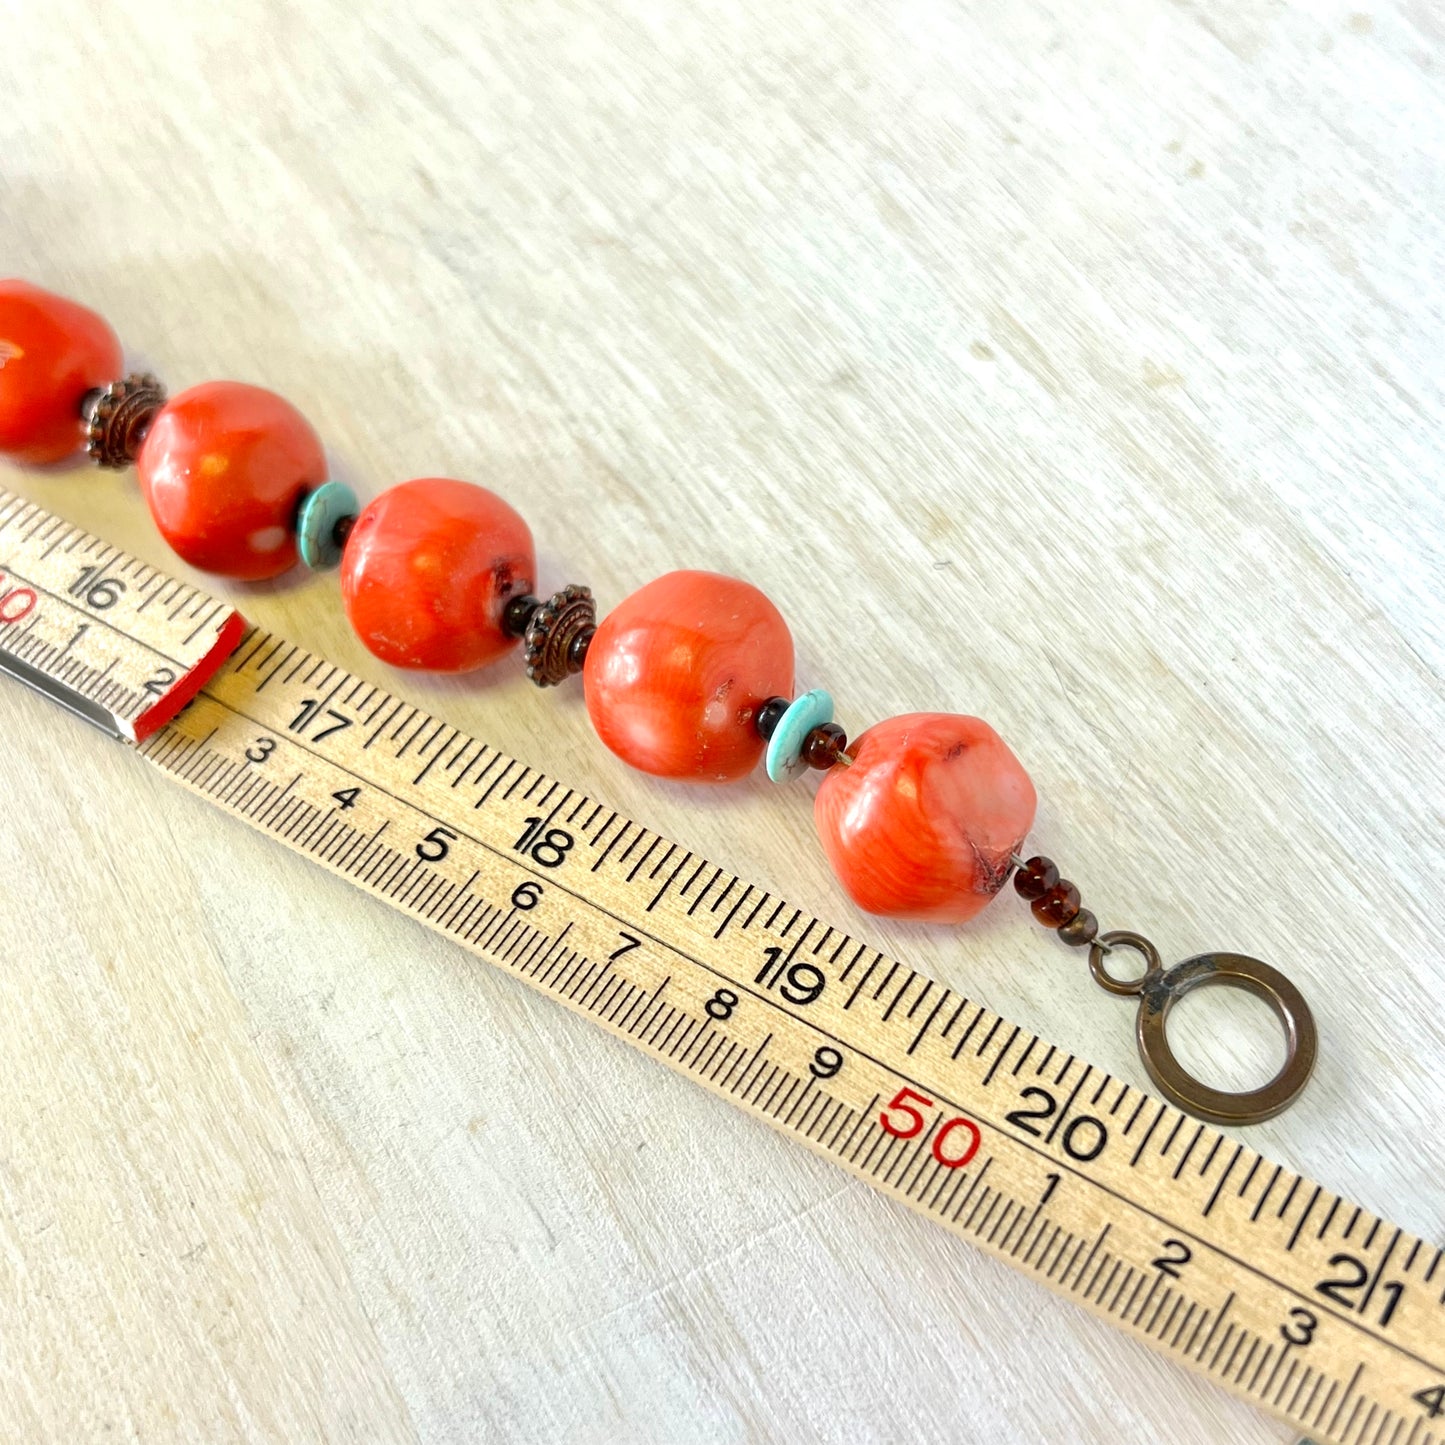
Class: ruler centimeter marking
1,491,1442,1445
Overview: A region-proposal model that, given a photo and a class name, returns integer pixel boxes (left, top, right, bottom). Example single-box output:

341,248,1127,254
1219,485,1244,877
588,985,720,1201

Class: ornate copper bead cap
83,373,166,468
523,583,597,686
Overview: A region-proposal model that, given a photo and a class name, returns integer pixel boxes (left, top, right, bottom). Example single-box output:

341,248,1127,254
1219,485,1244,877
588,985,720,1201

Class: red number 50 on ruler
881,1087,982,1168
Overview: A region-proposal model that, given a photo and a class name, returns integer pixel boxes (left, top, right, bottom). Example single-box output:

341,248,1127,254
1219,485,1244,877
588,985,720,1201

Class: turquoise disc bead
296,480,358,569
765,688,835,783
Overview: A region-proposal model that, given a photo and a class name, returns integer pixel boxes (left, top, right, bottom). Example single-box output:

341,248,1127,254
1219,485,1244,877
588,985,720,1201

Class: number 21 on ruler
880,1088,981,1168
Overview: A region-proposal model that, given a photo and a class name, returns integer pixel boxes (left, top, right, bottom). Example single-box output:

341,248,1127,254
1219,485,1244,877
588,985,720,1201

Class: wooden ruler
2,488,1441,1445
0,492,242,741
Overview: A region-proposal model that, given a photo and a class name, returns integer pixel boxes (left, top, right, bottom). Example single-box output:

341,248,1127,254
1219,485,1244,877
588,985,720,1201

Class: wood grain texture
1,1,1441,1440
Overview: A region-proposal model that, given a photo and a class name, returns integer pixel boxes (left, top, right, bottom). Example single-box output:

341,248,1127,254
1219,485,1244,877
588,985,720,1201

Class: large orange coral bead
341,477,535,672
137,381,326,580
584,570,794,782
0,279,123,464
814,713,1036,923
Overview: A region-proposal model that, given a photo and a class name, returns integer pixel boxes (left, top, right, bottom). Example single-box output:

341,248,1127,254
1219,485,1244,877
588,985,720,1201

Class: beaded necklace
0,276,1317,1125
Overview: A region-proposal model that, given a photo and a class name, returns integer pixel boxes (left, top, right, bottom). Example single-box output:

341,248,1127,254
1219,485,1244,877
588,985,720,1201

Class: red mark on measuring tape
131,609,245,742
879,1087,982,1169
933,1116,982,1168
0,579,37,624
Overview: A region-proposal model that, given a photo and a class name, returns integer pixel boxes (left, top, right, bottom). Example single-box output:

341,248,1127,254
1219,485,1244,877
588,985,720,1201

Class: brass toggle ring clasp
1088,933,1318,1126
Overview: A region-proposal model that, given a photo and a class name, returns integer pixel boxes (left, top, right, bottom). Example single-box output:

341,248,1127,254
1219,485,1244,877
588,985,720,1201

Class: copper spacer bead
1032,881,1082,929
523,584,597,686
1057,907,1098,947
83,372,166,469
1012,854,1059,901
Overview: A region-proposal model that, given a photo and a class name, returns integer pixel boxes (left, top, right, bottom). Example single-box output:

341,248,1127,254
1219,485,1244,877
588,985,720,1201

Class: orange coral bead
341,477,535,672
0,279,122,464
584,570,794,782
814,713,1036,923
137,381,326,580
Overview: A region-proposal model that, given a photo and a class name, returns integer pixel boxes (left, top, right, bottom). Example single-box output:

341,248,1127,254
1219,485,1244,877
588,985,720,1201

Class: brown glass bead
1012,855,1059,901
1032,881,1081,928
568,625,595,671
755,696,790,741
502,594,540,638
804,722,849,769
1057,908,1098,947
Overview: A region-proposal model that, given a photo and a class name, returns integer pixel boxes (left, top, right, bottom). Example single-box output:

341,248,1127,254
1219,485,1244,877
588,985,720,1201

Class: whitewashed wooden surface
2,1,1442,1440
